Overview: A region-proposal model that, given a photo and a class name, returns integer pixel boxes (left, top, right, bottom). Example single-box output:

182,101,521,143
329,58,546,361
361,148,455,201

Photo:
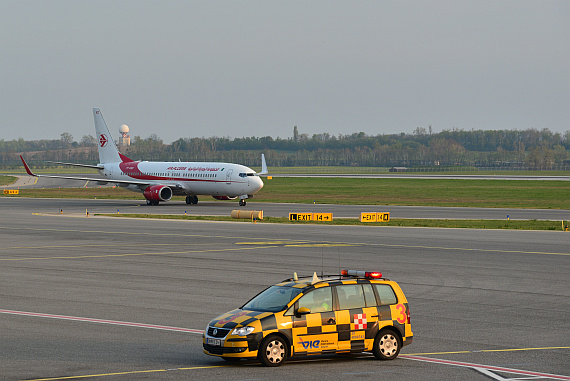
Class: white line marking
0,309,204,334
401,355,570,380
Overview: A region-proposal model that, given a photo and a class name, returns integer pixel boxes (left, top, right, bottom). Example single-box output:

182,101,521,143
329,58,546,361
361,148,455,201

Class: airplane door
226,169,233,185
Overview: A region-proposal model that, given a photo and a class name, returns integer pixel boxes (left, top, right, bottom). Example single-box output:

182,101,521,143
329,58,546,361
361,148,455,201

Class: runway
2,196,570,222
0,197,569,380
3,174,570,221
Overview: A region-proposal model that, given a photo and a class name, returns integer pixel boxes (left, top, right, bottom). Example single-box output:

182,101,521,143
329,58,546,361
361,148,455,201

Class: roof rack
284,270,386,284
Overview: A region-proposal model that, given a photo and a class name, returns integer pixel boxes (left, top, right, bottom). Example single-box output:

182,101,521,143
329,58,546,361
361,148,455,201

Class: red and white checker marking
354,313,367,330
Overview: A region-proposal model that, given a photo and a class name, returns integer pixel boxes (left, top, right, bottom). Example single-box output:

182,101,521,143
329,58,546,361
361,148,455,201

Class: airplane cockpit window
239,173,247,178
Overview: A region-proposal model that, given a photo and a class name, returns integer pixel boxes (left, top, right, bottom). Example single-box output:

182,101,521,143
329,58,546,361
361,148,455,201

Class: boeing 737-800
20,108,266,206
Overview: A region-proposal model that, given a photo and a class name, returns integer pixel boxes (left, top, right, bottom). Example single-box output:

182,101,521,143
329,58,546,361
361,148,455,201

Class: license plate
207,338,222,346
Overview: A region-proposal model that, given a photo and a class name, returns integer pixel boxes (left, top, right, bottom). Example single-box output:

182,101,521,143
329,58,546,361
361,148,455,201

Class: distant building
389,167,408,172
118,124,130,148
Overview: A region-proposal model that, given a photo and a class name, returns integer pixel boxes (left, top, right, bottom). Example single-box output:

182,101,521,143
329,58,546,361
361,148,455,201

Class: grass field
101,214,568,231
255,177,570,209
2,177,569,209
0,175,15,186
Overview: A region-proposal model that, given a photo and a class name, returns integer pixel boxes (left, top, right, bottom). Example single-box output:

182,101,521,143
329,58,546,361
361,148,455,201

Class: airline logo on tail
99,134,108,147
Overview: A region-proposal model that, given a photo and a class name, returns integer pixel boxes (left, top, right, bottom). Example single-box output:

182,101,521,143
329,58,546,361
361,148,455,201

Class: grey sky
1,0,568,144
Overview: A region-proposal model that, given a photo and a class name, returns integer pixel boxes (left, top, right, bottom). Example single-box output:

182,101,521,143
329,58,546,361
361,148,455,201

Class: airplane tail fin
93,108,122,164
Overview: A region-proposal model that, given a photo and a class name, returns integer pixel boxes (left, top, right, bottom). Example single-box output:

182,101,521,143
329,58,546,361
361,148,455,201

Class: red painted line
0,309,204,335
401,355,570,380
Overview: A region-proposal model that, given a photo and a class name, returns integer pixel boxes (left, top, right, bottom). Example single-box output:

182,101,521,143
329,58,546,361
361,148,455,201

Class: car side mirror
296,307,311,317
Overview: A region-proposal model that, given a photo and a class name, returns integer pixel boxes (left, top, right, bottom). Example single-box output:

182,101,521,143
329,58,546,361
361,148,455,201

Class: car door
334,283,379,351
290,286,338,355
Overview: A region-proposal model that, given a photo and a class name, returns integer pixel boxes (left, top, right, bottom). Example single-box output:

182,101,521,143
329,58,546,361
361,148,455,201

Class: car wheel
257,335,287,367
373,329,401,360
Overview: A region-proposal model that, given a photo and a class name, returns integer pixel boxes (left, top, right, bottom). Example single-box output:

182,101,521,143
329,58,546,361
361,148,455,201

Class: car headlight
232,326,255,336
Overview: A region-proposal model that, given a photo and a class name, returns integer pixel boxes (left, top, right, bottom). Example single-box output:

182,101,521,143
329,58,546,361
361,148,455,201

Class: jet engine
143,185,173,203
212,195,238,200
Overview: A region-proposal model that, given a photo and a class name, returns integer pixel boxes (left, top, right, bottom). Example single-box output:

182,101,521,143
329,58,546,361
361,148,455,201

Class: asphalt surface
0,196,568,381
2,174,570,221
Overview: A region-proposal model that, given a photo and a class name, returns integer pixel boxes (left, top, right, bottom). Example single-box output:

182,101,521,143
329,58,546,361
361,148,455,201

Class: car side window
363,284,377,307
336,284,366,310
297,287,333,313
374,284,398,305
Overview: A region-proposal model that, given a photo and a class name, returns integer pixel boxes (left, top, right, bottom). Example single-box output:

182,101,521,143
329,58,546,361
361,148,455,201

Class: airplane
20,108,267,206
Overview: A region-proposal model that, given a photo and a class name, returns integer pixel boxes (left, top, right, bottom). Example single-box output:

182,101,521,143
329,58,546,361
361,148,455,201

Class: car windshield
241,286,303,312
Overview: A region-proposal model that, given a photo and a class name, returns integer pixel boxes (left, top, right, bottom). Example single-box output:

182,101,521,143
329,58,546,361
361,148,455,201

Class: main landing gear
186,195,198,205
239,199,247,206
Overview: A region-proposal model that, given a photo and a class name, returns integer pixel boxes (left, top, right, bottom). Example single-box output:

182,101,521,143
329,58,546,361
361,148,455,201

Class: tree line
2,127,569,170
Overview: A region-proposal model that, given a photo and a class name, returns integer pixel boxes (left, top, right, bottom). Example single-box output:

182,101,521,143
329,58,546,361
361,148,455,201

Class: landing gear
146,199,159,206
185,195,198,204
239,199,246,206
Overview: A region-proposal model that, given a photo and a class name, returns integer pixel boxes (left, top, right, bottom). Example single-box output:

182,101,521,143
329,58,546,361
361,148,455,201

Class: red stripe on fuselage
117,161,245,184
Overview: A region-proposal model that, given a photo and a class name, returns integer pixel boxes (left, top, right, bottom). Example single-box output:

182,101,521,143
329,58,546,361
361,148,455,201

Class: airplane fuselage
100,160,263,198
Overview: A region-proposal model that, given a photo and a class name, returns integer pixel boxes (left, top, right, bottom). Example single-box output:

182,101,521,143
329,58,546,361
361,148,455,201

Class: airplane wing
20,155,184,189
44,160,104,170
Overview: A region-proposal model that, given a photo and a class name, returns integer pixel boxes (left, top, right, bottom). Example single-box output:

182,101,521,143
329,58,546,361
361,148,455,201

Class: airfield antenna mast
321,248,324,278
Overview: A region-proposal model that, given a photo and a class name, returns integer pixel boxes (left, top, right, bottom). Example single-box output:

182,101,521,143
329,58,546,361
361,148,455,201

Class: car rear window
374,284,398,305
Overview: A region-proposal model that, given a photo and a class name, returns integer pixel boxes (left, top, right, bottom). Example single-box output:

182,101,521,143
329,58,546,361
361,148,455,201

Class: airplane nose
254,176,264,192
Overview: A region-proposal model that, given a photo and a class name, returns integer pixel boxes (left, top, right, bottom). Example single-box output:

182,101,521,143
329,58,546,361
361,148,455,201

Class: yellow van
203,270,413,366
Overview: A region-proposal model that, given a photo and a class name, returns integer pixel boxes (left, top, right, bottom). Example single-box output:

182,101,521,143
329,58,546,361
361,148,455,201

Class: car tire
372,329,401,360
257,335,287,367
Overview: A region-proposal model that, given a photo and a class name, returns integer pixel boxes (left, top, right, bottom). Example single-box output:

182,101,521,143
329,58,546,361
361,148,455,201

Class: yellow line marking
405,351,472,355
1,226,568,256
285,243,359,247
235,241,359,247
404,346,570,356
235,241,307,245
0,243,209,251
23,346,569,381
480,346,570,353
0,226,257,240
368,242,570,256
24,366,228,381
0,246,275,261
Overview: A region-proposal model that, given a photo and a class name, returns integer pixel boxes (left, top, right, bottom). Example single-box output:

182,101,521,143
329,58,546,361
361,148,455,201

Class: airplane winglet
20,155,37,177
258,153,268,175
